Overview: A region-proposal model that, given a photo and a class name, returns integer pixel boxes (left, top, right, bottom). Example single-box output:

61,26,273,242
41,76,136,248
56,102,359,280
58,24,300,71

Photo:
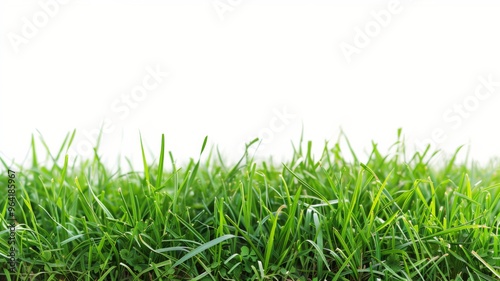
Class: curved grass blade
172,234,238,268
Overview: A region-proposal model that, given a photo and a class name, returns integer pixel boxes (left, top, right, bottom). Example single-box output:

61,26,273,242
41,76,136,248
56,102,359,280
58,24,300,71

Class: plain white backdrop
1,0,500,170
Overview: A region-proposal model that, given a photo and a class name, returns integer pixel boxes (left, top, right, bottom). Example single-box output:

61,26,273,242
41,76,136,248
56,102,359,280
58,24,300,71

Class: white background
1,0,500,170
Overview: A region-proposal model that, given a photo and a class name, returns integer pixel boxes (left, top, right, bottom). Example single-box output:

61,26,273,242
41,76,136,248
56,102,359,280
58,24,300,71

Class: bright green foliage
1,130,499,280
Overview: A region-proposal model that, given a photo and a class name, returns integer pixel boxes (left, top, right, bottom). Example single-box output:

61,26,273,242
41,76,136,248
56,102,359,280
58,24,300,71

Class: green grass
1,129,500,280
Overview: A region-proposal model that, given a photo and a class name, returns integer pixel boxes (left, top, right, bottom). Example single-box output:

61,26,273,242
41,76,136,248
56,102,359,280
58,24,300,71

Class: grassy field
1,130,500,280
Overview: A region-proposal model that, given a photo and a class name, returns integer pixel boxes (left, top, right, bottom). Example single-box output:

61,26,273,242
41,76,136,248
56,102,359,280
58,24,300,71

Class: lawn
1,129,499,280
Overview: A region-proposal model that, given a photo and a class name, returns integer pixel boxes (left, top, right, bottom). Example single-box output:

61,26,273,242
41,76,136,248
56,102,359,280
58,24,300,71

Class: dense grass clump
1,130,500,280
